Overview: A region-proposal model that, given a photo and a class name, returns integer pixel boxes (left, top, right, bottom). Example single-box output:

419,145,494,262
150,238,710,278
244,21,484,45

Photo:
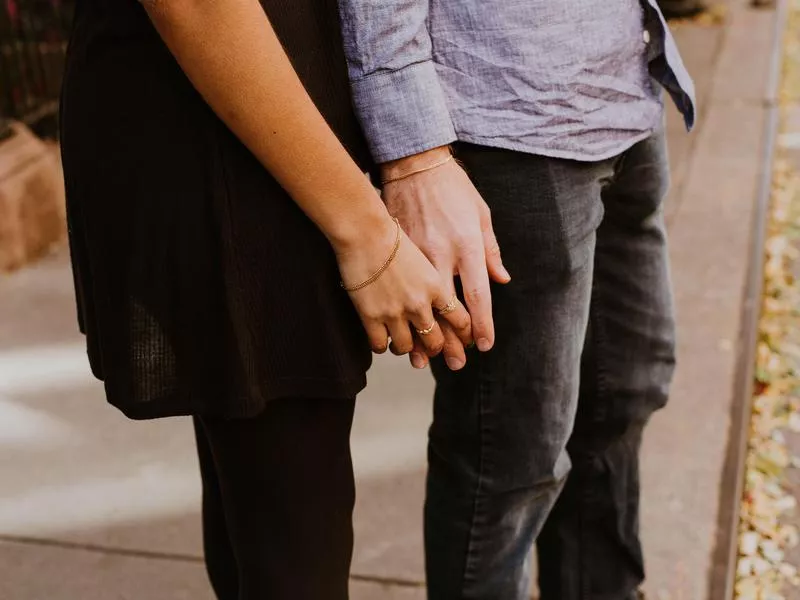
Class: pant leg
425,144,614,600
537,131,676,600
193,417,240,600
198,396,357,600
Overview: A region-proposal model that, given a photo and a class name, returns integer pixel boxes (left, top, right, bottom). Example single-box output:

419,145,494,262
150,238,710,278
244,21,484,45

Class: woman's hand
336,217,473,363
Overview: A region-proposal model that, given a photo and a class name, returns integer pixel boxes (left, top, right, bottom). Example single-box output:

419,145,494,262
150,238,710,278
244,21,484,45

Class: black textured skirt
60,0,374,419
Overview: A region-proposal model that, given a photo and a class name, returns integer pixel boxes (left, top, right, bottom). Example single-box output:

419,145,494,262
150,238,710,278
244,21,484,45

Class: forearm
143,0,387,249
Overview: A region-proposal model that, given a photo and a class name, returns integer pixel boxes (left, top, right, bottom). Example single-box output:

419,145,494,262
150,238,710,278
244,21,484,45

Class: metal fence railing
0,0,73,138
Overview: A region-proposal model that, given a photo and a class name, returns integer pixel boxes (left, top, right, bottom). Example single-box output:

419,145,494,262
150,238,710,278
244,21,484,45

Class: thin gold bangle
341,218,402,292
381,154,454,185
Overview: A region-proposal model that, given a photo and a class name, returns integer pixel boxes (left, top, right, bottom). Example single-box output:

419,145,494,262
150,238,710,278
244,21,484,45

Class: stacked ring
438,295,458,315
416,322,437,336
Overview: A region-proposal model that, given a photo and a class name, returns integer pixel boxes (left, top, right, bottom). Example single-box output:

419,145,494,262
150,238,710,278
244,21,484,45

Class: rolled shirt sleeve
337,0,457,163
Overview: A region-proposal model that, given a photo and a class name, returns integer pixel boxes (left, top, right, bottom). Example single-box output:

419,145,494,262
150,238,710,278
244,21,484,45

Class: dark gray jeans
426,132,675,600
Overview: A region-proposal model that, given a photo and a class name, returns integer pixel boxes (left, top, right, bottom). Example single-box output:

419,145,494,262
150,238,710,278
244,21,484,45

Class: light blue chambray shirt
337,0,696,164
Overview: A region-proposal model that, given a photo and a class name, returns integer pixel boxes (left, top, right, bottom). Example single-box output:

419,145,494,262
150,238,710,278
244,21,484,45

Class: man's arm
338,0,456,162
338,0,511,370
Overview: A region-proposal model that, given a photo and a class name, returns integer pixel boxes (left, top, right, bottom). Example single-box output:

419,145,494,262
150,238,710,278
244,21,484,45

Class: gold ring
438,295,458,315
416,321,437,336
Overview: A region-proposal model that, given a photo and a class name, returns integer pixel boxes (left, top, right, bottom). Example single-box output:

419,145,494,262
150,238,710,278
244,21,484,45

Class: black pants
193,397,357,600
426,133,674,599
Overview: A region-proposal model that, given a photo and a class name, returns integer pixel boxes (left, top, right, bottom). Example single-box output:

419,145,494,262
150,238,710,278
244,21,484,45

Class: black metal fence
0,0,73,138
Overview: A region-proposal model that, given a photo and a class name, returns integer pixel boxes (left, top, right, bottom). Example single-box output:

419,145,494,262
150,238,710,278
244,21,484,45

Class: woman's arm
140,0,473,362
142,0,382,251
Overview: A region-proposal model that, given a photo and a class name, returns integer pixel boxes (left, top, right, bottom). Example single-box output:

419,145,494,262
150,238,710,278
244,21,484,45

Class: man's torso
429,0,668,159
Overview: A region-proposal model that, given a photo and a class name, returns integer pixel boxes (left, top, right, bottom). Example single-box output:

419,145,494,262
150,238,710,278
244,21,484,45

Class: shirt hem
452,129,657,163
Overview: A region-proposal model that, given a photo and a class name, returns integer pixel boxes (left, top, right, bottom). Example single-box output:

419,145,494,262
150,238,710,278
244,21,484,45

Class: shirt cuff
350,60,457,163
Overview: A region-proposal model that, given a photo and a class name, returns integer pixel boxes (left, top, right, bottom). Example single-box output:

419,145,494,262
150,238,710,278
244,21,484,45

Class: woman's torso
61,0,374,419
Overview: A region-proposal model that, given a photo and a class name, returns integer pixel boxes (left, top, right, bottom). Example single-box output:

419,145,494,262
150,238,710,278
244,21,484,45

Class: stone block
0,122,66,272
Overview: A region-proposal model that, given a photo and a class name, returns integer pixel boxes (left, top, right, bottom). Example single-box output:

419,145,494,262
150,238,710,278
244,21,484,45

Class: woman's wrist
332,203,402,292
325,198,396,258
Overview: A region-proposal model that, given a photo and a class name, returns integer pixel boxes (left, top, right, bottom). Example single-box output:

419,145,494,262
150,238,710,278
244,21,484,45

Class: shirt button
643,29,651,43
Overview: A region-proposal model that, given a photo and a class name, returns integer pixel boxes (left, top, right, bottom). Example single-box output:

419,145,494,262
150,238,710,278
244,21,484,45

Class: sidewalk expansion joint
349,573,425,588
0,534,204,564
1,534,465,592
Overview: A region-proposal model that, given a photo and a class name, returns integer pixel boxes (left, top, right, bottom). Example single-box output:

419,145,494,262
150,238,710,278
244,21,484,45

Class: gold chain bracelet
380,154,454,185
341,218,402,292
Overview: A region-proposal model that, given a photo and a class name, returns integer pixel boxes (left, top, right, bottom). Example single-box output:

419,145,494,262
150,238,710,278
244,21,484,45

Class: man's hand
381,146,511,371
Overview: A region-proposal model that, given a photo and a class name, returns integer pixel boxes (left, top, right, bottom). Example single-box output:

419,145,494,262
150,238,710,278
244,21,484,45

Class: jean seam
590,290,612,429
612,147,629,179
544,158,571,255
580,263,613,600
461,360,492,590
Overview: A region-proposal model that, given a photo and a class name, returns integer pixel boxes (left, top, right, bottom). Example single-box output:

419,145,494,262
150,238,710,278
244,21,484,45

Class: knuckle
429,279,447,298
426,242,448,260
380,303,402,320
470,317,487,333
409,297,430,316
464,287,483,303
365,310,383,323
454,313,471,331
444,337,462,352
364,304,388,321
459,245,485,262
453,234,475,252
486,241,501,256
442,346,459,359
429,341,445,356
469,324,486,341
441,323,459,338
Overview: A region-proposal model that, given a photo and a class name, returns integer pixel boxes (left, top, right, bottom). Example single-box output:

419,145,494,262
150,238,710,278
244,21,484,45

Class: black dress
60,0,374,419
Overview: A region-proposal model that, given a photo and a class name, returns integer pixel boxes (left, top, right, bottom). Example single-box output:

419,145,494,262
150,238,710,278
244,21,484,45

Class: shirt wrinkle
337,0,695,163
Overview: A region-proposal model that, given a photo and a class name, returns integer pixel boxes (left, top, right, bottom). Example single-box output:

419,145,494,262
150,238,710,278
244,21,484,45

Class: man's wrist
379,145,452,182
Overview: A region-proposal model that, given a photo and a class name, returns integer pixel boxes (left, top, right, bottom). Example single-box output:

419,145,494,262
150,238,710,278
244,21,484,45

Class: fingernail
446,357,465,371
477,338,492,352
411,352,426,369
500,265,512,281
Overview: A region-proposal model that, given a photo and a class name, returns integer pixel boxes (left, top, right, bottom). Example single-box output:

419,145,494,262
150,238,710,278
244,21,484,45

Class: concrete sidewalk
0,2,780,598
